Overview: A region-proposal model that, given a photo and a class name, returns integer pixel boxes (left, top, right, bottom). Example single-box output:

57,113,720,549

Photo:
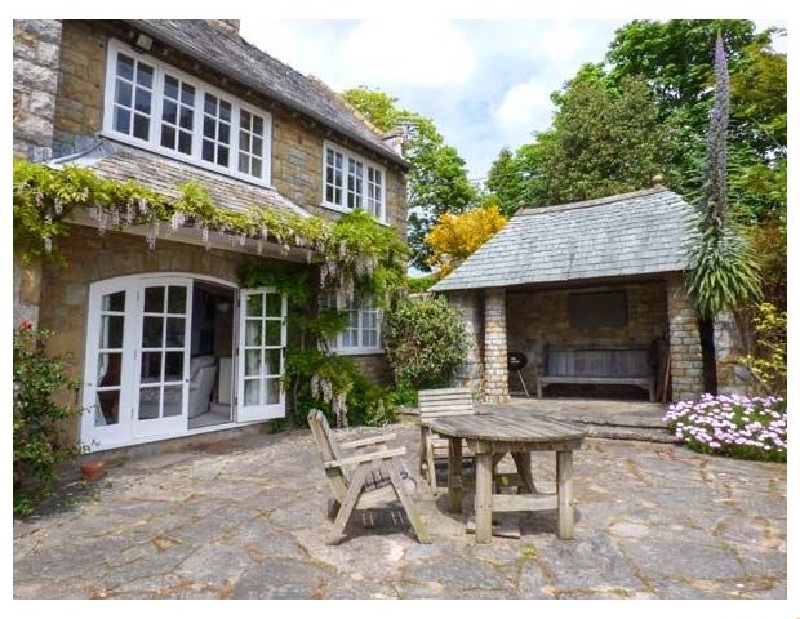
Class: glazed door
236,288,287,422
133,278,193,438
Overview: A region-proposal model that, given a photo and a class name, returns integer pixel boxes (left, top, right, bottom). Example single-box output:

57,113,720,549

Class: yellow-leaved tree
425,200,507,279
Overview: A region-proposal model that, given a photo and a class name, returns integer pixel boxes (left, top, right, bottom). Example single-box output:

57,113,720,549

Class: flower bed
664,394,786,462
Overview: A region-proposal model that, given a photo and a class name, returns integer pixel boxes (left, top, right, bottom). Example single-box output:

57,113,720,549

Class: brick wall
47,20,407,237
666,273,704,401
484,288,509,403
445,290,484,395
506,281,668,396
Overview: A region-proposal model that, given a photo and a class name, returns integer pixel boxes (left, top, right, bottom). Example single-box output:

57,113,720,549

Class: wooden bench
537,345,656,401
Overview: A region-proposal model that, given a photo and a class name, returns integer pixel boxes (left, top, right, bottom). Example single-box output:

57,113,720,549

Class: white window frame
102,39,273,187
321,141,387,224
320,294,384,355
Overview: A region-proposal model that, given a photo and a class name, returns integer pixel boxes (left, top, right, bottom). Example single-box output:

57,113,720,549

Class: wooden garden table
423,410,586,543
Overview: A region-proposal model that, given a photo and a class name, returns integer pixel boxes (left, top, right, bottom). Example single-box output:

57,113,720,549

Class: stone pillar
446,290,483,394
484,288,509,403
666,274,704,402
714,310,748,395
13,19,62,160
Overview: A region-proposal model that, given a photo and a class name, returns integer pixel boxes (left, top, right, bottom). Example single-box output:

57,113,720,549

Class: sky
239,19,788,184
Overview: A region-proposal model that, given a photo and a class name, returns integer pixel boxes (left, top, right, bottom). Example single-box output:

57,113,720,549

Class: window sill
329,348,385,356
319,202,389,226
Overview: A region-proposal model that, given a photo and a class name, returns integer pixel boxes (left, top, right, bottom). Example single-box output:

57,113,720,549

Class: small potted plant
80,459,105,482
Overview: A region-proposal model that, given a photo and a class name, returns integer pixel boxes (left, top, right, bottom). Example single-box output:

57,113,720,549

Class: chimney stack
206,20,241,36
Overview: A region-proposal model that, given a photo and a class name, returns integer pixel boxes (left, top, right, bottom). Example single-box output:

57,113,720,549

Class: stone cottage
13,19,409,452
431,186,739,404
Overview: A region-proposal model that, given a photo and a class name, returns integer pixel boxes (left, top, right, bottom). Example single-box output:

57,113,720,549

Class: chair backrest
307,409,349,502
418,387,475,421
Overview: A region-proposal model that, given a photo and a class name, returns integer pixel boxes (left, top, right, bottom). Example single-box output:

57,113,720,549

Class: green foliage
341,86,477,271
14,322,84,517
407,274,436,294
384,295,468,389
739,303,786,397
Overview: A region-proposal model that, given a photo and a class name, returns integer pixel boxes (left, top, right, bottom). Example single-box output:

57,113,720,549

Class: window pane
244,349,262,377
238,152,249,174
264,294,281,317
240,110,251,130
204,94,217,115
202,140,214,162
137,63,154,88
253,115,264,135
102,291,125,312
162,99,178,124
264,321,281,346
252,158,262,178
218,123,230,144
179,108,193,130
164,75,179,100
178,131,192,155
203,116,215,139
138,387,161,420
220,100,231,121
252,135,263,156
239,130,250,152
163,386,183,417
217,146,228,167
165,317,186,347
167,286,187,314
141,351,162,383
133,113,149,140
264,350,281,376
142,316,163,348
116,53,134,81
98,352,123,386
100,315,125,349
145,286,165,312
114,107,131,134
246,294,263,316
134,88,151,114
244,379,260,405
265,378,280,404
163,351,184,381
96,390,120,426
325,185,334,203
326,148,334,166
160,125,175,149
115,79,133,108
245,320,262,346
181,83,195,106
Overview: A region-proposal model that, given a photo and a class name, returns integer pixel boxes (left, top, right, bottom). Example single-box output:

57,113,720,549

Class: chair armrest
339,433,396,450
323,447,407,469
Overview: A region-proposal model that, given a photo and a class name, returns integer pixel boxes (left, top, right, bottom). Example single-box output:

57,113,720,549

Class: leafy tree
425,202,508,278
342,86,477,270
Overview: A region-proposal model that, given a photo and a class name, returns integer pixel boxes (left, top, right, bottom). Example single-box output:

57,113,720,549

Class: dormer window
103,39,272,186
323,141,386,223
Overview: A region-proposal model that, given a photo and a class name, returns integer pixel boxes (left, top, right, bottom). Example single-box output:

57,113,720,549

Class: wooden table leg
475,452,494,543
448,437,463,513
511,451,536,494
556,450,574,539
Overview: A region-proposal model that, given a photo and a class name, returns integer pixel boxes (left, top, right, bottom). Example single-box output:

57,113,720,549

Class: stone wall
47,20,407,237
714,310,749,395
483,288,509,403
666,273,704,401
445,290,483,395
13,19,62,160
506,281,668,397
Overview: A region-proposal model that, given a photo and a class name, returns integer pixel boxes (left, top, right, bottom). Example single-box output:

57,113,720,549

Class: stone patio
13,422,786,600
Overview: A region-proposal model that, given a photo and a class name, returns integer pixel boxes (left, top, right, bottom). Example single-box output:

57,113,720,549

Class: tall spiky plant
686,31,761,319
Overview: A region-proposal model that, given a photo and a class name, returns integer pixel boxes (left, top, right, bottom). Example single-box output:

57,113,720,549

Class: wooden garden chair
418,387,477,493
307,410,430,544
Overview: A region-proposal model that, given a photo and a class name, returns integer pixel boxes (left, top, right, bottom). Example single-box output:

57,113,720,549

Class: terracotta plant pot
80,461,105,482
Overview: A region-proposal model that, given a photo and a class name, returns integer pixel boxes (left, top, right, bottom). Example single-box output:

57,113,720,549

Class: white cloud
495,78,554,135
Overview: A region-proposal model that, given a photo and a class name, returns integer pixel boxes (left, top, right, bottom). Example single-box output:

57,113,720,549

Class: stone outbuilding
431,186,718,404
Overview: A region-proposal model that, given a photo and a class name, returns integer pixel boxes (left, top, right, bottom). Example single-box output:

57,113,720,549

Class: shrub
13,322,84,516
664,393,786,463
740,302,786,397
384,295,468,389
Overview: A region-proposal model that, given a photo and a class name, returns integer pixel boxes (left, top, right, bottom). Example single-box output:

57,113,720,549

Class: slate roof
48,138,311,218
123,20,408,168
430,187,697,292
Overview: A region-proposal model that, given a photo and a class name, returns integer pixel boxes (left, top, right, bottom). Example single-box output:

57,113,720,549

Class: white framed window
103,39,272,186
322,141,386,223
320,294,383,355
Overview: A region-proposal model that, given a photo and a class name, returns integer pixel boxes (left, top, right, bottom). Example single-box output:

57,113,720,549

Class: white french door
237,288,287,422
133,278,192,438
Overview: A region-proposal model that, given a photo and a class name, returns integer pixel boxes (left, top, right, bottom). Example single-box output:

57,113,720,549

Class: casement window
320,294,383,354
104,39,272,185
323,142,386,223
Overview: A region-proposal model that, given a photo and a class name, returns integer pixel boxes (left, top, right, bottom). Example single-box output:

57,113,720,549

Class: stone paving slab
13,424,786,600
